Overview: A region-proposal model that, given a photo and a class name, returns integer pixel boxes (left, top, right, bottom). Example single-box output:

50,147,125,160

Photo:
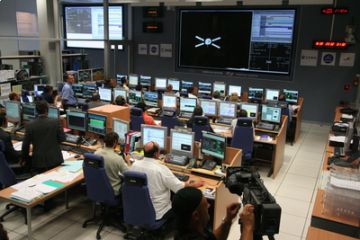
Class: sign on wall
339,53,355,67
300,49,318,66
160,44,172,58
149,44,159,56
321,52,336,66
138,44,148,55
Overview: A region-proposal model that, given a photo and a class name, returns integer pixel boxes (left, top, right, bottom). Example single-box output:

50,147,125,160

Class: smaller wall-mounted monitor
5,101,21,123
140,75,152,87
201,131,226,161
162,94,177,109
114,88,128,101
82,84,97,99
72,84,84,98
87,113,107,136
34,84,46,97
168,78,180,91
200,99,217,116
265,89,280,101
128,90,142,105
261,105,281,124
128,74,139,87
48,106,60,120
283,89,299,104
170,129,195,158
113,118,129,144
22,103,37,122
240,103,258,120
181,80,194,93
248,87,264,100
141,124,167,150
180,97,197,113
144,91,159,107
155,77,167,90
213,82,226,96
228,85,242,96
67,110,87,132
198,82,212,95
98,87,112,102
219,102,236,118
78,69,92,82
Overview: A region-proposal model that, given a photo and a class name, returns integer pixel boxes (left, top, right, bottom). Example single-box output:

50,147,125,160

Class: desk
306,226,359,240
292,97,304,143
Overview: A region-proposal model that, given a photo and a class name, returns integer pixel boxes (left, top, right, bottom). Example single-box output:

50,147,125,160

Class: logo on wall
149,44,159,56
321,52,336,66
195,36,221,49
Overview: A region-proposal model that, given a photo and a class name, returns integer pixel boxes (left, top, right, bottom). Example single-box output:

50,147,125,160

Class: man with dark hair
61,73,77,106
187,106,204,129
22,101,66,173
114,95,128,107
135,101,158,126
87,92,105,109
41,85,54,104
95,132,130,195
131,141,203,221
120,77,129,91
0,111,21,165
172,187,255,240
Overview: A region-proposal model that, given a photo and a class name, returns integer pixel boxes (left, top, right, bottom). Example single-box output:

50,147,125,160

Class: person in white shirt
131,141,204,221
231,109,255,134
166,84,180,97
187,87,198,99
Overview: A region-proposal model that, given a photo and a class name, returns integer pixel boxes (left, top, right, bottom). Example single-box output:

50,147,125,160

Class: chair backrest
122,171,159,230
82,153,118,206
0,140,17,188
231,118,254,160
130,107,144,131
192,116,211,142
161,110,179,135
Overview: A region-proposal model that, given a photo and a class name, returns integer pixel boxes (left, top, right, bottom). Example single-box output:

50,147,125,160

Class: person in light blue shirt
61,74,77,106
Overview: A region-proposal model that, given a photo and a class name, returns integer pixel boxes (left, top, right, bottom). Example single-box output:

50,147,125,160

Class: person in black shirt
41,85,54,104
172,187,255,240
0,111,21,165
187,106,204,129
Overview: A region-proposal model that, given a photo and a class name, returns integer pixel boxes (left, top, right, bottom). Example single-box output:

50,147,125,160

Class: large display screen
178,9,296,75
64,5,123,49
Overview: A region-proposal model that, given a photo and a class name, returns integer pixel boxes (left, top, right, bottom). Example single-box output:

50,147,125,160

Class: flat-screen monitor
241,103,258,120
265,89,280,101
170,129,194,158
64,5,124,49
78,69,92,82
5,101,21,123
128,74,139,87
98,87,112,102
162,94,177,109
228,85,242,96
141,124,167,150
114,88,127,101
67,110,87,132
128,90,142,105
201,131,226,161
155,78,167,90
92,68,104,81
144,91,158,107
283,89,299,104
168,78,180,91
34,84,46,97
87,113,107,136
198,82,212,95
116,74,127,85
200,99,217,116
139,75,152,87
213,82,226,96
82,84,97,99
22,104,37,122
48,107,60,120
219,102,236,118
180,97,197,113
261,105,281,124
113,118,129,144
72,84,84,98
181,80,193,93
248,87,264,100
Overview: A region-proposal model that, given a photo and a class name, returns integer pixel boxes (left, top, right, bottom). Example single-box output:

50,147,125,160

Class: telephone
200,160,217,171
187,158,197,169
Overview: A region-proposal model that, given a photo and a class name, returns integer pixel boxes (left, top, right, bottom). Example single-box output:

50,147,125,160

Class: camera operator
172,187,255,240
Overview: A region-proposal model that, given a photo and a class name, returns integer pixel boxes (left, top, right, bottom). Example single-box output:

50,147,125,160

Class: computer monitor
168,78,180,91
198,82,212,95
66,110,87,132
155,78,167,90
22,103,37,122
112,118,129,144
170,129,195,158
240,103,259,120
116,74,127,85
261,105,281,124
48,106,60,120
128,74,139,87
162,94,177,109
248,87,264,100
72,84,84,98
219,102,236,118
201,131,226,161
139,75,152,87
141,124,167,150
128,90,142,105
78,69,92,82
200,99,217,116
82,84,97,99
265,89,280,101
98,87,112,102
213,82,226,96
34,84,46,97
180,97,197,113
181,80,193,93
4,101,21,123
283,89,299,104
114,88,127,101
87,113,107,136
228,85,242,96
144,91,159,107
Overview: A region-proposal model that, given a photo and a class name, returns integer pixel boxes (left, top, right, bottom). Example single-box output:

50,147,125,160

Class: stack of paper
62,160,83,173
330,176,360,191
62,151,76,160
33,183,57,194
13,142,22,151
10,188,43,202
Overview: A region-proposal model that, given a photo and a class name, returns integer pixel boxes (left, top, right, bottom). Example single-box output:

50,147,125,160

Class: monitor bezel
213,82,226,96
240,102,259,120
22,103,37,122
200,99,218,117
128,74,139,87
265,88,280,102
180,97,197,113
112,118,130,144
128,89,142,105
98,87,113,102
113,87,128,101
5,101,21,123
162,94,178,109
283,89,299,104
228,85,242,96
218,101,237,118
260,105,282,124
87,113,107,136
144,91,159,107
167,78,181,91
248,87,264,100
48,106,60,120
66,109,88,132
141,124,168,150
139,75,152,87
155,77,168,90
201,131,226,161
170,129,195,158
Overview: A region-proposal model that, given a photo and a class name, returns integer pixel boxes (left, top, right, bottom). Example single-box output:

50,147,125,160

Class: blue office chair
192,116,212,142
130,107,145,131
82,153,125,239
122,171,166,239
231,118,254,163
161,109,180,135
281,107,294,145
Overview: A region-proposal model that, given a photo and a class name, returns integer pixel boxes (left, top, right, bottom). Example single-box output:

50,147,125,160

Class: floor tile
6,231,26,240
279,213,306,237
277,184,314,202
276,196,311,218
49,222,110,240
32,216,77,240
288,163,320,178
281,173,317,190
276,232,301,240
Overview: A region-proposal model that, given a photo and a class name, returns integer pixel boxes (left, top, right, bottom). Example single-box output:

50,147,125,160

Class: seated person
135,101,158,126
172,187,254,240
104,78,117,89
41,85,54,104
95,132,130,196
119,77,129,91
187,106,204,129
166,84,180,97
130,141,203,221
87,92,106,109
0,111,21,165
114,95,128,107
135,84,143,92
9,92,20,102
229,92,240,102
212,91,222,102
188,87,198,100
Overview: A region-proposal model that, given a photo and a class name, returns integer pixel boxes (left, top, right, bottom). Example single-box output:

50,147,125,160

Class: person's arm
57,121,66,143
213,203,241,240
240,204,255,240
21,127,31,165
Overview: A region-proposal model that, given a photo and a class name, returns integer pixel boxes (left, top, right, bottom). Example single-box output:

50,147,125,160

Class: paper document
330,176,360,191
62,160,83,173
10,188,43,202
62,151,76,160
329,135,346,142
33,183,57,194
13,142,22,151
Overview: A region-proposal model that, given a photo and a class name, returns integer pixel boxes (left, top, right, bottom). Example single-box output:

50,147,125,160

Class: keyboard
256,122,275,131
334,147,345,157
61,145,91,154
166,155,189,166
65,133,81,144
11,134,24,142
173,173,189,182
217,118,233,125
179,112,192,119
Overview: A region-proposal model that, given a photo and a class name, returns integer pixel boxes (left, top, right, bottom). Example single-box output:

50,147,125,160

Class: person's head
193,106,203,117
0,111,7,127
188,87,196,95
91,92,101,102
278,93,285,101
238,109,248,118
36,100,49,115
166,84,173,92
229,92,239,102
135,101,146,112
9,92,20,102
120,77,128,86
66,74,75,84
44,85,53,95
104,132,119,148
143,141,160,159
172,187,210,233
0,223,9,240
135,84,143,91
213,91,221,99
115,95,127,106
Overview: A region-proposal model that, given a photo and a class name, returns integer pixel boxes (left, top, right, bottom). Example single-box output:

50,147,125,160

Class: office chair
130,107,145,131
281,107,294,145
161,109,180,135
192,116,212,142
122,171,167,240
231,118,254,163
82,153,125,239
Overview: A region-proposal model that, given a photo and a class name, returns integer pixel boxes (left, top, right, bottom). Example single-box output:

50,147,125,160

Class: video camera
225,167,281,240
